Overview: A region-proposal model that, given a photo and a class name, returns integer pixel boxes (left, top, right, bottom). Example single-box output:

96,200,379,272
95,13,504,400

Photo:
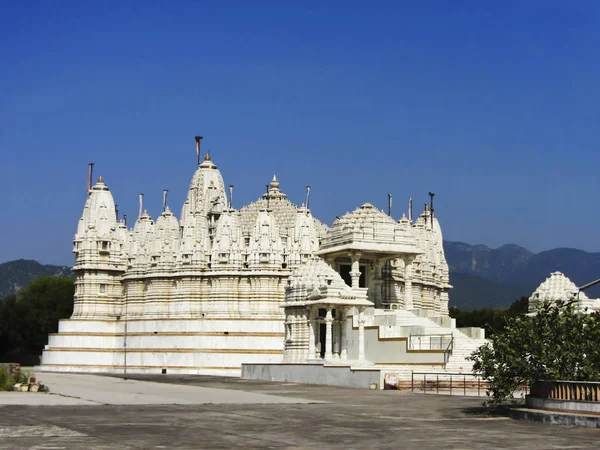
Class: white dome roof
529,271,584,312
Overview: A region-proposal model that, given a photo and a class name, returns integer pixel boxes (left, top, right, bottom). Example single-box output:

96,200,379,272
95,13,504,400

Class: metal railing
443,336,454,369
411,371,489,397
409,333,453,351
530,380,600,402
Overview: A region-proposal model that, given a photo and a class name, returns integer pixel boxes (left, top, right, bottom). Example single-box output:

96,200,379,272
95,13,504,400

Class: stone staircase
363,308,487,381
394,309,486,372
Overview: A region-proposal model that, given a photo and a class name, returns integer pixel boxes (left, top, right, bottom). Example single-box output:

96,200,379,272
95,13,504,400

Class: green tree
17,276,74,353
0,276,74,363
450,296,530,337
0,295,25,360
469,301,600,405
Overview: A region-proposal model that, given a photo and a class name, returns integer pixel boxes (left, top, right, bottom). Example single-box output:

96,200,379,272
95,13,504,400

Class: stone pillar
315,321,321,359
358,308,366,361
325,308,333,360
372,260,384,307
350,252,362,289
340,308,348,360
307,309,315,360
333,320,340,359
404,257,414,310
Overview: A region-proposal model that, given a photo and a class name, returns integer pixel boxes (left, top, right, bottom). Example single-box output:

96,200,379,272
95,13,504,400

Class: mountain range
0,259,72,299
444,241,600,309
1,241,598,310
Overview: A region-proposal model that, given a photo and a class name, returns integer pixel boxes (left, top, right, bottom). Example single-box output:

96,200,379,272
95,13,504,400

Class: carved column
358,307,366,361
372,260,384,307
325,308,333,360
307,308,315,360
350,252,362,289
333,320,340,359
340,307,348,360
404,256,414,310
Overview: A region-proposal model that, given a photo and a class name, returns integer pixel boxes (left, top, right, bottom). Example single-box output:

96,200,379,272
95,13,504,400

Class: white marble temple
529,271,600,313
38,143,469,376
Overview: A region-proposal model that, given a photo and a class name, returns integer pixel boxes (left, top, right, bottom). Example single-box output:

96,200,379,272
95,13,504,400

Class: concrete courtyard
0,372,598,449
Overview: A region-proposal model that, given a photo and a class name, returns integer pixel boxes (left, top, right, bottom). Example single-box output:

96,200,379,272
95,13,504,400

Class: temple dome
320,203,416,252
183,156,227,218
77,177,118,237
238,176,327,239
529,271,584,313
287,257,356,299
153,208,180,243
331,203,396,228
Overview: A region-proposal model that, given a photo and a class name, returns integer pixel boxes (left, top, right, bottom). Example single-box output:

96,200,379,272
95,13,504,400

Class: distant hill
447,272,531,310
0,260,72,299
444,241,600,309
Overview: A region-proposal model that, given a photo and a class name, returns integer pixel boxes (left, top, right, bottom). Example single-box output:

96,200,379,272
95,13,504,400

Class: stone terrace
0,373,599,449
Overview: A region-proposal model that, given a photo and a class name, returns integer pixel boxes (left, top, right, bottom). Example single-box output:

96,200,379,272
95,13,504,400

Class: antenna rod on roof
138,193,144,218
163,190,168,212
266,184,270,210
195,136,203,166
87,163,94,194
429,192,435,229
388,193,392,217
305,186,311,211
229,185,234,209
408,198,413,222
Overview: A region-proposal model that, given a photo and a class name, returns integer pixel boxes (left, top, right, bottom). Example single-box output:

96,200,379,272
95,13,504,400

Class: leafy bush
0,365,28,391
469,300,600,405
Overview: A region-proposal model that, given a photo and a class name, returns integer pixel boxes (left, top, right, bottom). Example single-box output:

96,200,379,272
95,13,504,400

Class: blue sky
1,1,599,265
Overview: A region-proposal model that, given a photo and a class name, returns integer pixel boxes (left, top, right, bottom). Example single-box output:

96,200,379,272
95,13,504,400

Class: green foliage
0,365,12,391
450,296,529,337
469,301,600,405
0,276,74,364
0,365,28,391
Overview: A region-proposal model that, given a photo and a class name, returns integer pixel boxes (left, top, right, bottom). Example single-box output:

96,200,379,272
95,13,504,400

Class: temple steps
38,317,285,376
363,309,487,379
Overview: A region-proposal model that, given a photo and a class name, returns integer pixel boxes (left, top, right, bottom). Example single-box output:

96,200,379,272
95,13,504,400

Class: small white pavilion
282,258,373,363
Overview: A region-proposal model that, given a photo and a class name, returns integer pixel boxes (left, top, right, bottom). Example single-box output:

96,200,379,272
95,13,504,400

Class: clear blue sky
2,1,599,266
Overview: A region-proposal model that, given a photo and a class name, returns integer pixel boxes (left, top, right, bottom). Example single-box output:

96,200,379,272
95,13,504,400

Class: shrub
469,300,600,406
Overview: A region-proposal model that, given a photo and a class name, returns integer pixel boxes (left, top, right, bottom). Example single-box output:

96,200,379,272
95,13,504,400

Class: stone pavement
0,373,599,449
0,372,318,406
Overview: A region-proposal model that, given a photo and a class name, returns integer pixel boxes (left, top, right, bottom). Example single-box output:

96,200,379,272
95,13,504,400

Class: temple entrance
339,264,366,288
319,323,326,358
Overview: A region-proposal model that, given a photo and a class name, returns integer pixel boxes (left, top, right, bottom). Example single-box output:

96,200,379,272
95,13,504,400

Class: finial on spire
270,175,279,190
98,176,103,183
204,152,211,161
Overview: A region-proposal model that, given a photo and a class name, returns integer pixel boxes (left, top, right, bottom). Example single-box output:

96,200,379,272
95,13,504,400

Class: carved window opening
99,284,107,294
100,241,110,253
